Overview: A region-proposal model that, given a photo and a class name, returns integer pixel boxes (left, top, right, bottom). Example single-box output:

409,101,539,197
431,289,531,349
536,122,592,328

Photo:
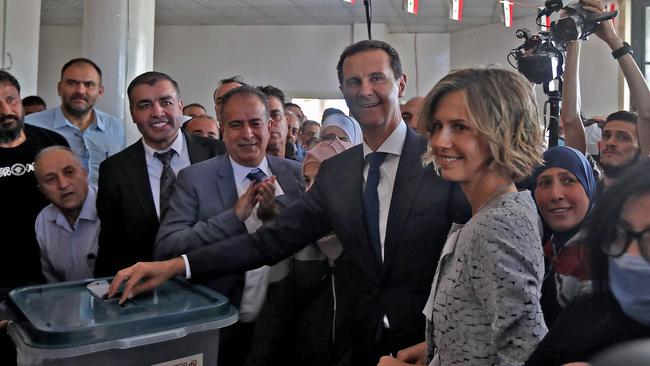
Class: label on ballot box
152,353,203,366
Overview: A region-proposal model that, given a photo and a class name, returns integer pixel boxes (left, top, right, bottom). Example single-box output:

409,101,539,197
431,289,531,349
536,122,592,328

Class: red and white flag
539,7,551,31
403,0,419,15
342,0,355,4
450,0,463,21
502,0,513,28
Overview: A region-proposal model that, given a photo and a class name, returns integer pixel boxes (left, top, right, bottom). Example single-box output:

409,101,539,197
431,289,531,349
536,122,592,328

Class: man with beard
257,85,291,159
93,71,225,277
26,58,125,187
0,70,68,365
597,111,642,186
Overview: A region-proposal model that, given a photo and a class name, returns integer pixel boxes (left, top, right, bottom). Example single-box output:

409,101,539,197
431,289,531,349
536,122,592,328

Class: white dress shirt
229,156,284,322
142,132,191,218
361,120,406,261
362,120,407,328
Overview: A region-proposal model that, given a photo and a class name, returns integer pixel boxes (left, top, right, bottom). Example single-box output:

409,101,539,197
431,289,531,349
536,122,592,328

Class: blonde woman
380,68,547,366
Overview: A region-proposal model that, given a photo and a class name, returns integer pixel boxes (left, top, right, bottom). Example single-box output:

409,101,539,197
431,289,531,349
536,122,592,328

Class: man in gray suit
110,40,470,366
154,85,304,366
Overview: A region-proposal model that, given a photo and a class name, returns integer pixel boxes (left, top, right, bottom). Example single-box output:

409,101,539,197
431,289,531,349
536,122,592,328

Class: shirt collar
54,106,101,130
142,130,184,158
229,155,271,185
49,185,98,230
362,120,407,159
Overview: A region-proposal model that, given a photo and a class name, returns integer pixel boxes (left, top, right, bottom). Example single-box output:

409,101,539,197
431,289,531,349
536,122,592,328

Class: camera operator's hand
582,0,623,49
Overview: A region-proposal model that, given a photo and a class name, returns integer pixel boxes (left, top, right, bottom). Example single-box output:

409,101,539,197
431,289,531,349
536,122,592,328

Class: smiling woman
379,68,547,366
532,146,597,324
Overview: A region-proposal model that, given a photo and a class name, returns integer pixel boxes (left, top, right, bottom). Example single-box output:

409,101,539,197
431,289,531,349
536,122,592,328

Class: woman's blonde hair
419,67,544,181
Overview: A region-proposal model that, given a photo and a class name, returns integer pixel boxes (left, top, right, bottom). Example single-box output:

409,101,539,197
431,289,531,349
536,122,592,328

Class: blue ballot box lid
8,277,237,349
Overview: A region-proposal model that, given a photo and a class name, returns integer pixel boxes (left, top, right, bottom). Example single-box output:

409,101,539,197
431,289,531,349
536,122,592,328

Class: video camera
508,28,565,85
544,0,618,42
510,1,618,84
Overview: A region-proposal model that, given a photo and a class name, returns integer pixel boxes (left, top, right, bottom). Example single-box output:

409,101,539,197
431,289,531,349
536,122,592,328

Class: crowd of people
1,1,650,365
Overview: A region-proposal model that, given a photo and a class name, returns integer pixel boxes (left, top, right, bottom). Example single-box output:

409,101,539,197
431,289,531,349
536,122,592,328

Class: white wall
450,16,620,117
153,24,352,112
4,0,41,96
37,26,82,108
38,21,619,120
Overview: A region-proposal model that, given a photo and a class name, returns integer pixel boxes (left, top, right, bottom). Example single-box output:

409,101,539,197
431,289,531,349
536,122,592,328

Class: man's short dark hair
256,85,286,106
183,103,205,113
22,95,46,109
605,110,638,126
285,102,301,110
61,58,103,83
301,120,320,133
219,76,247,87
336,40,403,85
213,76,247,102
220,85,269,122
127,71,180,104
0,70,20,92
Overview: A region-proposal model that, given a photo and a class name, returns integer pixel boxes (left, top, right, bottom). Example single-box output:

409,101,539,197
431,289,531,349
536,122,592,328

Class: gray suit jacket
154,154,304,306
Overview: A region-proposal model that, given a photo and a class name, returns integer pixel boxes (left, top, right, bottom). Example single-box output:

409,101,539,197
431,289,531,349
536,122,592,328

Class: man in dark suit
109,40,470,366
155,85,304,365
94,71,225,277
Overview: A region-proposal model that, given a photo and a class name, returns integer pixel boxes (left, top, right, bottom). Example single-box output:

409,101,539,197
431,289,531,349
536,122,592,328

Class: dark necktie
246,168,267,184
363,152,388,261
154,150,176,217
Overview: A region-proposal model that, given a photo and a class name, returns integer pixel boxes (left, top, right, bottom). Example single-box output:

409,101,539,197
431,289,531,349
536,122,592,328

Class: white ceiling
41,0,540,33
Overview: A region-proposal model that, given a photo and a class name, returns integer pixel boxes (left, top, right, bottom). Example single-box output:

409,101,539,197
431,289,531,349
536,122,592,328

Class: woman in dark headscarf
532,146,597,325
526,158,650,366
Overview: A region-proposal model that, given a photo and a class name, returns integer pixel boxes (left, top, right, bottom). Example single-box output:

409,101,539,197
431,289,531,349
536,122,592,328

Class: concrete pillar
0,0,41,96
82,0,154,145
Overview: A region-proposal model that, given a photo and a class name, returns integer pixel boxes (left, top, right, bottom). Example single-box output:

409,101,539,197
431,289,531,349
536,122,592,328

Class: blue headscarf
532,146,597,247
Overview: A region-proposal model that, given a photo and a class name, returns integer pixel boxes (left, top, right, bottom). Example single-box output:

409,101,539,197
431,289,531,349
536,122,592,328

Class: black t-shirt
0,124,68,299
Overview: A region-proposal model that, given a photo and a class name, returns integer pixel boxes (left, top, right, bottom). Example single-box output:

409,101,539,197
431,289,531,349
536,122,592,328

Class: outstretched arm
588,0,650,155
561,40,587,153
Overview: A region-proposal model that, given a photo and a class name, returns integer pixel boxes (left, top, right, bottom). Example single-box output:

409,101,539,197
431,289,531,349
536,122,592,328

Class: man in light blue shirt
26,58,125,186
34,146,99,283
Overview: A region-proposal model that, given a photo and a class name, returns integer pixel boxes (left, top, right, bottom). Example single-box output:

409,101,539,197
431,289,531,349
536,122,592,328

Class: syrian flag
403,0,419,15
502,0,513,28
450,0,463,21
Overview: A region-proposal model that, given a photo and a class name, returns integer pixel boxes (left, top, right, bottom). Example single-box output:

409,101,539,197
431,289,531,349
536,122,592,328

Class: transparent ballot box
6,277,238,366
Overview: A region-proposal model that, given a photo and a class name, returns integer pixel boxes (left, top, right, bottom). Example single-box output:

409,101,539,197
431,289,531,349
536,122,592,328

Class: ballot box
6,277,238,366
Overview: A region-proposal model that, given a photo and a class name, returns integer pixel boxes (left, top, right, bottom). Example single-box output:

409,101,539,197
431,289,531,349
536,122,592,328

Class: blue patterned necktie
246,168,267,184
154,149,176,217
364,152,388,261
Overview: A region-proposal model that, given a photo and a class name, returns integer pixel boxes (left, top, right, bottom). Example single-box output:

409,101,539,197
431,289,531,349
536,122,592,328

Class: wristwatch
612,42,633,59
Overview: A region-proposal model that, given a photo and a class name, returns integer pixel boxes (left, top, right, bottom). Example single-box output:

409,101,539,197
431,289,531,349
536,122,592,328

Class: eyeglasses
290,127,299,135
602,221,650,263
305,134,349,150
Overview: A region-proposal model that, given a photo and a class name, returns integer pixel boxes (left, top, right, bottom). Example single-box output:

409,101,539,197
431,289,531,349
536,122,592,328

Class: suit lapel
383,129,427,267
268,156,300,199
126,140,159,224
339,145,384,273
215,155,239,209
185,130,210,164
